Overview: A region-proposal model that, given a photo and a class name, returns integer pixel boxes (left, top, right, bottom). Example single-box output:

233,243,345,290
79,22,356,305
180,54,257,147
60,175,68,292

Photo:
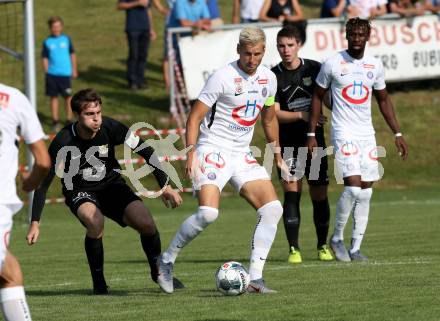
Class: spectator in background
117,0,157,91
207,0,223,26
424,0,440,12
347,0,388,18
320,0,347,17
163,0,211,88
388,0,425,16
42,16,77,133
259,0,303,22
232,0,265,23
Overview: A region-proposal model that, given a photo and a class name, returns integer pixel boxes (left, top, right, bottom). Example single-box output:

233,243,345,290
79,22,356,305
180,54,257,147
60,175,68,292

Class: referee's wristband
394,132,403,138
307,133,316,137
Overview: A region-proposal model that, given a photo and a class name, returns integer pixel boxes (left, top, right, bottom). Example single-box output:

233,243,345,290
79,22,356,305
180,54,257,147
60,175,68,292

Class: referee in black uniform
27,88,183,294
272,26,333,263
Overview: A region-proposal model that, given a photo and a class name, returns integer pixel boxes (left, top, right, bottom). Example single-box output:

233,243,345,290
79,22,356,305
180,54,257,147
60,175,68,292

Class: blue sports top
42,34,75,77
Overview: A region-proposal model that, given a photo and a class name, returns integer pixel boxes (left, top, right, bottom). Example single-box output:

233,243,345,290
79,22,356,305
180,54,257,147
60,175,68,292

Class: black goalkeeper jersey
271,58,324,147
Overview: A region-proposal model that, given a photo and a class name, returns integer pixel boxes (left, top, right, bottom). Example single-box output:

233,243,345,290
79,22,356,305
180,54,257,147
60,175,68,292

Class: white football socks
350,188,373,253
162,206,219,264
0,286,31,321
249,200,283,281
332,186,361,242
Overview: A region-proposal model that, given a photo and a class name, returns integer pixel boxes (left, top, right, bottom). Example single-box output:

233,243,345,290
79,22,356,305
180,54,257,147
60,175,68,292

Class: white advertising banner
178,15,440,99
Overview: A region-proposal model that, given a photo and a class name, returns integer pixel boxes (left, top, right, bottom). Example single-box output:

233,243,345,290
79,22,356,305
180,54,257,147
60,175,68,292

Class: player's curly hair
71,88,102,114
346,18,371,36
239,27,266,46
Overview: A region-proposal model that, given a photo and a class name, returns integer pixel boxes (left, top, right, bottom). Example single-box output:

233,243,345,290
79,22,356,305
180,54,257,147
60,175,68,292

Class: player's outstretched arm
374,89,408,160
160,185,183,209
27,167,55,245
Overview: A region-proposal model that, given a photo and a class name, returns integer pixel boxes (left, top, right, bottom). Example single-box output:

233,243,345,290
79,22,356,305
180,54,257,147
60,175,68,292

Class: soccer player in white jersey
157,27,284,294
0,82,51,320
307,18,408,261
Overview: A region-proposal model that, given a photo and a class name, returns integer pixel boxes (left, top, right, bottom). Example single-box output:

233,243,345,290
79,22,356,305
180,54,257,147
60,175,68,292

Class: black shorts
64,182,141,227
45,74,72,97
278,131,329,186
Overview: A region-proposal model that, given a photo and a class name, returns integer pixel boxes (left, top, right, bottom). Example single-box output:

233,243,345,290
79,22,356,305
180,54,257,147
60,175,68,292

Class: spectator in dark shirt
320,0,347,17
259,0,303,22
117,0,157,91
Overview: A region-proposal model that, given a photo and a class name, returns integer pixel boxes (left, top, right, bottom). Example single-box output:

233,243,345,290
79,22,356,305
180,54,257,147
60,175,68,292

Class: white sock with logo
350,188,373,253
0,286,32,321
332,186,362,242
249,201,283,281
162,206,219,264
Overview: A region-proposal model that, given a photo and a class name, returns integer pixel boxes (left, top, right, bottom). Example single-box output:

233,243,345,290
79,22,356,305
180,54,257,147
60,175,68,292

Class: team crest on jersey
0,92,10,109
302,77,312,86
234,78,243,95
367,71,374,79
262,87,267,97
98,144,109,156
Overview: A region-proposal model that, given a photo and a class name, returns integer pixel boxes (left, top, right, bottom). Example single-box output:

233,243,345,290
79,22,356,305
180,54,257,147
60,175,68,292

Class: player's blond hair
239,27,266,46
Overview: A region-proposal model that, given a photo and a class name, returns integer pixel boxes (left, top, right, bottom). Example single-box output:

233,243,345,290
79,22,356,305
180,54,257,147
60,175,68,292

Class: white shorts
0,204,20,271
192,145,270,192
333,137,381,182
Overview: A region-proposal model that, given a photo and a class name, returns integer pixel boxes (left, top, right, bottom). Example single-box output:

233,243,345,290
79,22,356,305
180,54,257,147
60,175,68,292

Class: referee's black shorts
278,131,329,186
64,182,141,227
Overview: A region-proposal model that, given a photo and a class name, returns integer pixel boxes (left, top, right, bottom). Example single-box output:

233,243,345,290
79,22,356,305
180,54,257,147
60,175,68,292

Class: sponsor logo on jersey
232,100,262,126
258,79,268,84
303,77,312,86
363,64,375,69
205,152,226,169
368,147,378,160
341,81,370,105
0,92,10,109
244,152,258,164
248,90,258,94
340,142,359,156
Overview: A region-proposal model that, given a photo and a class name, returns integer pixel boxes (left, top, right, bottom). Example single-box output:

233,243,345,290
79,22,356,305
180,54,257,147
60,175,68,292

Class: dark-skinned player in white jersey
308,18,408,261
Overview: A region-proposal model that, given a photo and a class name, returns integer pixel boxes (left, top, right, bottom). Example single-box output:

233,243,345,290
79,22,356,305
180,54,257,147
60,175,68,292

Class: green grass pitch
10,185,440,321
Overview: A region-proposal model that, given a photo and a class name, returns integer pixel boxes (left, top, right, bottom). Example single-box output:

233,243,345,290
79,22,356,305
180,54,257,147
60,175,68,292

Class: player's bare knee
195,206,219,227
0,254,23,287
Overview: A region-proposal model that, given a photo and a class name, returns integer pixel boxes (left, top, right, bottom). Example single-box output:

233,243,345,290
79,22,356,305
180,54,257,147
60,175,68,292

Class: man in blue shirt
118,0,157,91
42,16,78,132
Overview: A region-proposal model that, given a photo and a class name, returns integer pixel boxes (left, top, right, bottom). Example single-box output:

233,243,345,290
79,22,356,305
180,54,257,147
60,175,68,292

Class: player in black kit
272,26,333,263
27,88,184,294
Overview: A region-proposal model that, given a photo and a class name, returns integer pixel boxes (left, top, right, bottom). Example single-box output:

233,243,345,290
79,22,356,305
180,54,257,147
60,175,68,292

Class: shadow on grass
27,287,166,297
